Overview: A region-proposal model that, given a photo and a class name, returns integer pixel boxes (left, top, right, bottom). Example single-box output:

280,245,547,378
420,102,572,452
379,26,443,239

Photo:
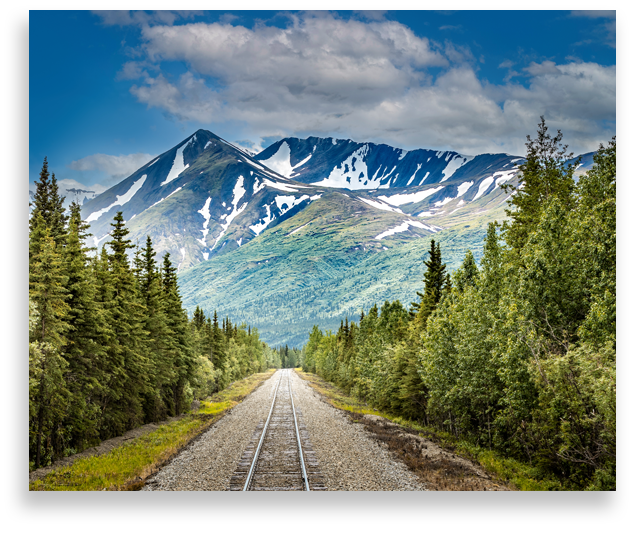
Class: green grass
296,369,563,491
29,416,213,491
29,370,276,491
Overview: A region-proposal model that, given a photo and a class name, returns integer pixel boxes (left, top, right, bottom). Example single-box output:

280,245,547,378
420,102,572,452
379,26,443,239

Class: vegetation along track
229,369,325,491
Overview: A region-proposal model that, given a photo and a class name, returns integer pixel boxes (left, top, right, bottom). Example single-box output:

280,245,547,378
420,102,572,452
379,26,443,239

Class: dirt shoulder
296,370,513,491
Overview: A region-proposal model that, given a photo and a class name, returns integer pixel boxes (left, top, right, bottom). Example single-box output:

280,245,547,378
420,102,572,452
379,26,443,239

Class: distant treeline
303,121,616,490
28,160,277,470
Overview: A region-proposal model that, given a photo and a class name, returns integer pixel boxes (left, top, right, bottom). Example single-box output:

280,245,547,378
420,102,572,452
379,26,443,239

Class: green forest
28,165,287,471
302,121,616,490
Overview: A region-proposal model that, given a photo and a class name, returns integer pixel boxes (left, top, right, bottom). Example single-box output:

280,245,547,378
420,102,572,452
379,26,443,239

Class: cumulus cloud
117,61,153,80
69,152,155,177
122,13,615,156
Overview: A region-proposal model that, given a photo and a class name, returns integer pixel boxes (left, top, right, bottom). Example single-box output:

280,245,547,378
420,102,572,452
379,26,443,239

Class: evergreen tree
30,157,51,232
502,116,577,254
101,212,150,434
29,220,71,467
161,252,195,416
48,173,68,246
413,239,447,330
139,236,173,421
60,202,108,450
453,250,479,292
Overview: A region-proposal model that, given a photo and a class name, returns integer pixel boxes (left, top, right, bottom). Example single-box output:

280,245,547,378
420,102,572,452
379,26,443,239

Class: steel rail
242,370,284,492
288,369,310,491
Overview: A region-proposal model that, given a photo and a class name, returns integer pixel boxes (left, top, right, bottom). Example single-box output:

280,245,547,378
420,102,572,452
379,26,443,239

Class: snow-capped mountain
81,130,334,269
255,136,522,191
80,129,527,272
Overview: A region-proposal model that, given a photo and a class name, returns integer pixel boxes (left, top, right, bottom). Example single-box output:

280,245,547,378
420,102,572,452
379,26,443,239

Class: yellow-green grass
295,369,562,491
30,369,276,491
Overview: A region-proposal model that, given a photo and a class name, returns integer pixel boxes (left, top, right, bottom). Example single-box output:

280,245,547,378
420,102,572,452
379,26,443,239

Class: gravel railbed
290,371,425,491
142,372,282,491
143,369,425,491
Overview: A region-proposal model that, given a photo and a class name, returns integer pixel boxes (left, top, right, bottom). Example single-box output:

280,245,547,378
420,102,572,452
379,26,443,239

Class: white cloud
122,13,615,156
69,152,155,177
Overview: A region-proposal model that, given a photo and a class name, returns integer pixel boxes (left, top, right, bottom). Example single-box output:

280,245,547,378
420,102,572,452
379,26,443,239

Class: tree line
302,120,616,490
28,160,275,470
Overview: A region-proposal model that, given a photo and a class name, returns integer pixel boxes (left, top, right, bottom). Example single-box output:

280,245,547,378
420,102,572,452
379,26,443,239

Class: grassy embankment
29,370,276,491
296,368,563,491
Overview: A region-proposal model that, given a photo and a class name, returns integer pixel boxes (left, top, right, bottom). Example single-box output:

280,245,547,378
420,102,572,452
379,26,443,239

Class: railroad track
228,369,325,491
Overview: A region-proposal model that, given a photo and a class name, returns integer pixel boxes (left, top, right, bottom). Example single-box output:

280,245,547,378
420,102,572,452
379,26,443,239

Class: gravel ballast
290,370,425,491
144,369,425,491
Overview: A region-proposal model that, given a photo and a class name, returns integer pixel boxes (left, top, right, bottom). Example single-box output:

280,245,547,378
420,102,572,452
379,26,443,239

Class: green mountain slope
178,191,505,347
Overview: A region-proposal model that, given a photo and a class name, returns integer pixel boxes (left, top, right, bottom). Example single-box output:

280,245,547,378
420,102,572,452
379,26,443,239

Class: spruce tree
29,219,71,467
61,203,108,450
30,157,51,231
139,236,173,421
101,212,150,434
48,173,68,246
161,252,195,415
502,116,577,254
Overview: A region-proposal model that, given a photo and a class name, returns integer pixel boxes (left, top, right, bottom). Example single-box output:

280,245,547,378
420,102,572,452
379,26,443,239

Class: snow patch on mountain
213,176,248,247
150,186,183,209
197,197,212,247
375,219,432,240
258,142,296,177
358,197,405,214
456,181,474,198
87,174,147,222
419,171,431,186
440,155,471,183
275,194,310,216
313,145,379,190
293,154,312,170
377,186,444,207
493,169,519,189
473,175,496,201
250,204,275,236
262,179,300,193
161,138,192,186
434,196,455,207
407,164,422,186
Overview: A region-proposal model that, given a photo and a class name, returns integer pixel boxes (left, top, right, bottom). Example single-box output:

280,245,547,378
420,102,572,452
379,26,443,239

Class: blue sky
29,9,616,194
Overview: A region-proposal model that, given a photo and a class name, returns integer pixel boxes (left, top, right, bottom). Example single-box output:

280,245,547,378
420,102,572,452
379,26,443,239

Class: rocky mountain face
255,136,522,191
